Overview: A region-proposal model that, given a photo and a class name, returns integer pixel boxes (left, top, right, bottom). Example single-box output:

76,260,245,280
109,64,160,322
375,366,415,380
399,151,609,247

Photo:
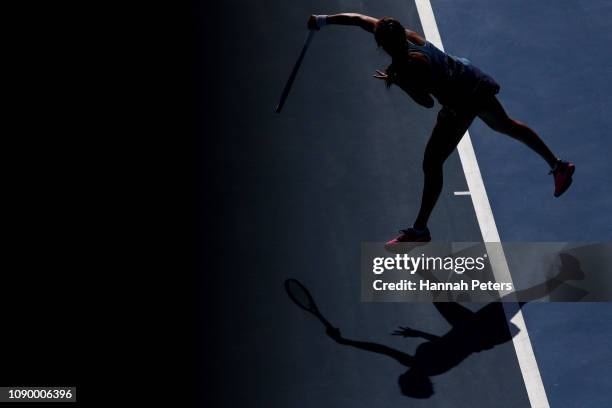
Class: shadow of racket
284,278,336,331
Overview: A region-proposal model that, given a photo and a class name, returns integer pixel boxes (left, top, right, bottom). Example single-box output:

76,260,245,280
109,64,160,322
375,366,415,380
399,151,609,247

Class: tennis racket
284,278,335,330
275,30,315,113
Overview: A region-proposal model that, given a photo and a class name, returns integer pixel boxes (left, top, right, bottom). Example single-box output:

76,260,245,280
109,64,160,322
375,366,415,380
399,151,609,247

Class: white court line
413,1,550,407
453,191,471,196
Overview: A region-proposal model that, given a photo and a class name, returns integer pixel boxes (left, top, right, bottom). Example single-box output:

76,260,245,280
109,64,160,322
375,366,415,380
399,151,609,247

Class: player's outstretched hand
307,15,319,30
373,69,395,88
373,69,389,81
392,326,419,337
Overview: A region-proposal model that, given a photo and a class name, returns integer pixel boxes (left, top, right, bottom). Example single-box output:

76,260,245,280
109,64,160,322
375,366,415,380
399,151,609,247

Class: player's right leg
477,95,575,197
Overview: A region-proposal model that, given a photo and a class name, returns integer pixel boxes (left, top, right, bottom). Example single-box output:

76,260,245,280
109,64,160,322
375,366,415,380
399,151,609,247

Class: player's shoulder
405,29,426,46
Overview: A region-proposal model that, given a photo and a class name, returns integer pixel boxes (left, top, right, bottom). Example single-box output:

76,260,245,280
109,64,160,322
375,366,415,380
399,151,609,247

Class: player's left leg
386,108,475,248
477,95,575,197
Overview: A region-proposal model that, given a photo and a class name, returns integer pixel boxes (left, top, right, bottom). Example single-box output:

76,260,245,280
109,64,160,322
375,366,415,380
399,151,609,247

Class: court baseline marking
413,1,550,407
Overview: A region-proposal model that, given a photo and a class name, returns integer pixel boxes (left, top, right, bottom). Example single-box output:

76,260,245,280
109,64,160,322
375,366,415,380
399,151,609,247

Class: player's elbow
348,13,377,32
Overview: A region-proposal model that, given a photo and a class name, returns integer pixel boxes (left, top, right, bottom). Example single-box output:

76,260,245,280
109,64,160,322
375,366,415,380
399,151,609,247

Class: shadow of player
323,253,584,399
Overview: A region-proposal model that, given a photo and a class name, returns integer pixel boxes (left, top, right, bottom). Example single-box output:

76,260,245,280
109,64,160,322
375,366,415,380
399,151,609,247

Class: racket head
284,278,319,314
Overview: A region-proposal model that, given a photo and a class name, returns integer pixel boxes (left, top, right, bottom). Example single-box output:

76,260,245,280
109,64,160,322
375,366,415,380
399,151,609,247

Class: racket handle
317,314,335,331
275,30,316,113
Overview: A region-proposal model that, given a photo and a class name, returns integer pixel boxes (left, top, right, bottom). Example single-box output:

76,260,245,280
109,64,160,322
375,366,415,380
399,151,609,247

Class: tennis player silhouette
307,13,575,247
321,254,583,398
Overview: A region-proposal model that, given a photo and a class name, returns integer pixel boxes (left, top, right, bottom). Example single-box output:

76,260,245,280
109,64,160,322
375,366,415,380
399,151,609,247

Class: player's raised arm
307,14,426,50
307,13,378,33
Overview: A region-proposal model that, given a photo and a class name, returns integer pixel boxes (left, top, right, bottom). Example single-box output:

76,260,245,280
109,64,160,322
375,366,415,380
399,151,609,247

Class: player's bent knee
504,117,529,134
491,119,514,134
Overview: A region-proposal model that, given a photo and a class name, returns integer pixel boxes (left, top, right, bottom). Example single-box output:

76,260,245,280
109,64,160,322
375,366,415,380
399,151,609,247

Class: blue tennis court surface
200,0,612,406
432,1,612,406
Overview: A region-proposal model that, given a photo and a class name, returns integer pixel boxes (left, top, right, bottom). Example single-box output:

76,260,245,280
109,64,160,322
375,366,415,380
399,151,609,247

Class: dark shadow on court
287,253,584,399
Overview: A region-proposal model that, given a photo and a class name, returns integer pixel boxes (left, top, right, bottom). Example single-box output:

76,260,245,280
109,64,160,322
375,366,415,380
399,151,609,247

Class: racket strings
285,280,316,311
